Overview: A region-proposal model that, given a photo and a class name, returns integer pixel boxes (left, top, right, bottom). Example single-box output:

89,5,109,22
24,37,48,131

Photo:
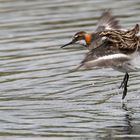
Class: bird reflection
122,102,133,133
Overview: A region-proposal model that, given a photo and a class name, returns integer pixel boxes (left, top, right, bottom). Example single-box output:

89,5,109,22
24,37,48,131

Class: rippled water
0,0,140,140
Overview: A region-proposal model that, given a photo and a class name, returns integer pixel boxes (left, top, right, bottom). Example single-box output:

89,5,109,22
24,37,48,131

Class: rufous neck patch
85,33,91,45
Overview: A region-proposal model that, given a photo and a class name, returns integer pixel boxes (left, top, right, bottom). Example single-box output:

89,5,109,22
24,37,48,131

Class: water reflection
97,103,136,140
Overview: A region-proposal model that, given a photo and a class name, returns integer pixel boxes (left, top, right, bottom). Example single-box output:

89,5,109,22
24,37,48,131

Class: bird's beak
61,41,73,48
61,38,77,48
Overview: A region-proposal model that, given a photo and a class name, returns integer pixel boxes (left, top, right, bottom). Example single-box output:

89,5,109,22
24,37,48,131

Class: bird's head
61,31,92,48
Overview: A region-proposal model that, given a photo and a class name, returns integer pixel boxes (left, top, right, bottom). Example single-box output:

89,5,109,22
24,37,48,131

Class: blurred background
0,0,140,140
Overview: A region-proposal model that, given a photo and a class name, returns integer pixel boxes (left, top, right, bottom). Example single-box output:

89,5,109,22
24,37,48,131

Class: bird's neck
84,33,92,45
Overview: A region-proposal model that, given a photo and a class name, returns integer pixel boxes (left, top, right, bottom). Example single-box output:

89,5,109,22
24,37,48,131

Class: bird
61,10,121,50
61,10,140,99
76,24,140,99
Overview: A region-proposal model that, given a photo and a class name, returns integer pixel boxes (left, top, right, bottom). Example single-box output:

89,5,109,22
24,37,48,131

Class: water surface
0,0,140,140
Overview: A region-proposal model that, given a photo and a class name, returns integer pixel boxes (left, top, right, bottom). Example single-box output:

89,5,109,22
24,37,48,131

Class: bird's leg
119,73,127,89
122,72,129,100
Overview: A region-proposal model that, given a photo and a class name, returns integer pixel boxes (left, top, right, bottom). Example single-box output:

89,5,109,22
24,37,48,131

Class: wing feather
76,41,130,70
96,9,121,32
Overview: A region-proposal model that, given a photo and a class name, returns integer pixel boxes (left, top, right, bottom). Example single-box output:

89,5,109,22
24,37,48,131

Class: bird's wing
76,41,131,70
96,10,121,32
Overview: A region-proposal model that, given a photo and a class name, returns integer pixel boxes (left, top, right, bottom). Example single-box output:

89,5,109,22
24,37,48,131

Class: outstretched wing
76,41,131,70
96,9,121,32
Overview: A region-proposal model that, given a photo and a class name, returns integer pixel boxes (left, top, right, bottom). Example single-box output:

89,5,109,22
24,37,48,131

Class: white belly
84,52,140,73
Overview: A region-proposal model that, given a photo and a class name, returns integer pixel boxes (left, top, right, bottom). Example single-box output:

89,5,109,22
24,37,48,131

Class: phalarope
61,10,140,100
77,24,140,99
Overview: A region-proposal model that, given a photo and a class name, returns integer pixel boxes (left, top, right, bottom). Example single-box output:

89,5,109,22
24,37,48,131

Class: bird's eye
74,35,79,38
72,35,79,41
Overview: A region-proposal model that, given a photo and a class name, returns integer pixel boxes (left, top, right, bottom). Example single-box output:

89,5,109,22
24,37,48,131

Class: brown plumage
98,24,140,52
